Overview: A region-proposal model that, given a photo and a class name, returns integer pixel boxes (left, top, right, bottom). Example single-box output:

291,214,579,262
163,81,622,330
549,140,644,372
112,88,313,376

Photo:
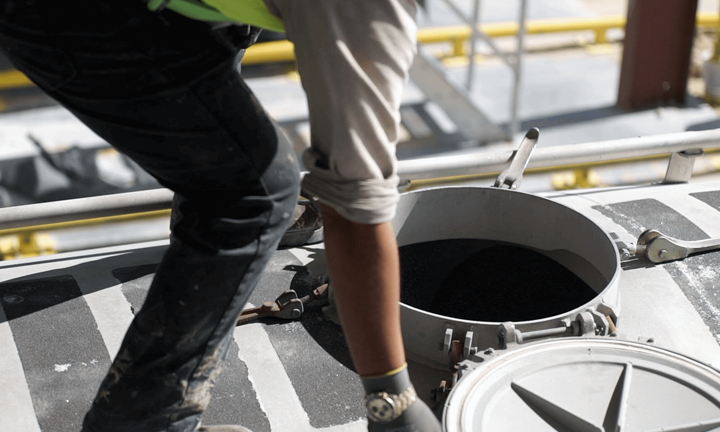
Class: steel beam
617,0,699,109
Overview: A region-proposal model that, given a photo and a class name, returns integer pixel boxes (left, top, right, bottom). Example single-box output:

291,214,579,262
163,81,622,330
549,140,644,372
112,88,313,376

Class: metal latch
237,283,328,325
634,229,720,264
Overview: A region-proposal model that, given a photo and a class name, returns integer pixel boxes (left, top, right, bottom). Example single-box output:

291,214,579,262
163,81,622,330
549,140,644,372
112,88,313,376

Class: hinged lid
443,338,720,432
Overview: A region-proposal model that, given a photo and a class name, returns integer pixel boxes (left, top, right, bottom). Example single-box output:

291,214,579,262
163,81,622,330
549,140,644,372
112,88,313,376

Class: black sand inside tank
399,239,598,322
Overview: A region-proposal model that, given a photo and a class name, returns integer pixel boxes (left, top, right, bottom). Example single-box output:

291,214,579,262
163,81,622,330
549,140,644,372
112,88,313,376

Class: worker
0,0,441,431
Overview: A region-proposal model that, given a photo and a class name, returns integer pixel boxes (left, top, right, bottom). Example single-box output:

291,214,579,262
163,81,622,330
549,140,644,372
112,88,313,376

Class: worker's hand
367,396,442,432
362,364,442,432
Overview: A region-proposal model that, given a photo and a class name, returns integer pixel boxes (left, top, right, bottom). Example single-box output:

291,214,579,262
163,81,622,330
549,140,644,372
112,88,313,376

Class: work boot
197,426,253,432
279,197,323,247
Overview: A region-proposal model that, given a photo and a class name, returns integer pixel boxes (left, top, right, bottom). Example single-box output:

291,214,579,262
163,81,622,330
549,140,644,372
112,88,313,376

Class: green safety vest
147,0,286,33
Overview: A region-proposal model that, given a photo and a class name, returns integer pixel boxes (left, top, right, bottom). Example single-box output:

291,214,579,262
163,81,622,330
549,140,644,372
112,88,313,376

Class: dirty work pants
0,1,301,430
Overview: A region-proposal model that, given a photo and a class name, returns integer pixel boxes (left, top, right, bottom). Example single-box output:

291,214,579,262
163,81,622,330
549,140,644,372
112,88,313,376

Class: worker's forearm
320,204,405,377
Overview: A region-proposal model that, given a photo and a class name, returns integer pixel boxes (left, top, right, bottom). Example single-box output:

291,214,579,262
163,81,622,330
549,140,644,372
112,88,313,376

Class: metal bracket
662,149,704,184
440,327,478,362
494,128,540,190
441,327,453,353
589,310,610,336
610,232,637,261
635,229,720,263
464,328,477,359
497,322,518,349
574,311,596,336
597,302,619,330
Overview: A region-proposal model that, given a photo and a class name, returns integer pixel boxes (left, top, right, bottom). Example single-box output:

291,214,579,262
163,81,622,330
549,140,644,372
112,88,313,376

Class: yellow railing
0,69,33,90
2,13,719,84
0,210,171,259
242,12,720,64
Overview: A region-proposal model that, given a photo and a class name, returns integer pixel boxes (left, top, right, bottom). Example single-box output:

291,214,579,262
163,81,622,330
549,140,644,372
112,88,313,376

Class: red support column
617,0,699,109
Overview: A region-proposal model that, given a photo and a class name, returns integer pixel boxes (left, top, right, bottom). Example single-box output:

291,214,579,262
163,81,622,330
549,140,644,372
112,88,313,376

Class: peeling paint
54,364,71,372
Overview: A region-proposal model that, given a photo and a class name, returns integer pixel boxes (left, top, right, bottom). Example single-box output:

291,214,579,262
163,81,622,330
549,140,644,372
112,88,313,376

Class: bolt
291,309,302,318
659,250,668,258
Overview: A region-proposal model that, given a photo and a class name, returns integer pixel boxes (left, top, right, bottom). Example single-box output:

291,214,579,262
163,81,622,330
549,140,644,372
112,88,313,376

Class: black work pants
0,1,301,430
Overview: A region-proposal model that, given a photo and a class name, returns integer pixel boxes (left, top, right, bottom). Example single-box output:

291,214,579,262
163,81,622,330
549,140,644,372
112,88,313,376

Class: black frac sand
399,239,598,322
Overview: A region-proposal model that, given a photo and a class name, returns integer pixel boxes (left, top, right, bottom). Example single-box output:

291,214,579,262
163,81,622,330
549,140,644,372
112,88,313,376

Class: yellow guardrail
0,69,33,90
0,209,171,259
245,12,720,64
2,13,719,84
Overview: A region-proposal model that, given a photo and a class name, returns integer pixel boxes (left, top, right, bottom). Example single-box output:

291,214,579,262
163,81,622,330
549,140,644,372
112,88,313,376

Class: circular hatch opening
400,239,599,322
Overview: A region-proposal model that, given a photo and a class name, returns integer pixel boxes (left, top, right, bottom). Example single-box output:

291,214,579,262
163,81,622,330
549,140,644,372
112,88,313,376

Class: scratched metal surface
3,180,720,431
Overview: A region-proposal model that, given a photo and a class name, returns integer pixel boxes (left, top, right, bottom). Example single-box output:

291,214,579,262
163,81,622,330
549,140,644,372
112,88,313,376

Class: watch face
366,394,397,423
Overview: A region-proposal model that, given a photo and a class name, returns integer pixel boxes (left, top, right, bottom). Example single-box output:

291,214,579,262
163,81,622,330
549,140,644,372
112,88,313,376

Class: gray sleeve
263,0,417,224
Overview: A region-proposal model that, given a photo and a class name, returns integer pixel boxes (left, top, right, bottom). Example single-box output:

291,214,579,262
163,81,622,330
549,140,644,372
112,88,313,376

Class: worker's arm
263,0,441,430
321,205,440,431
320,204,404,376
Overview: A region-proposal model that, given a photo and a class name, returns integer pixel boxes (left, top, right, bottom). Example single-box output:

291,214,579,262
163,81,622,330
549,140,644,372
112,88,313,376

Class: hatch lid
443,337,720,432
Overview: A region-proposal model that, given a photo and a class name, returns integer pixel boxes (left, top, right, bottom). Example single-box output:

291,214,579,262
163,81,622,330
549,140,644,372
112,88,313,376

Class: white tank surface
2,179,720,432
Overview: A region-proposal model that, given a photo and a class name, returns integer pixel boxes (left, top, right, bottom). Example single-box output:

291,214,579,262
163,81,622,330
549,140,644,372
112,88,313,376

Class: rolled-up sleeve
263,0,417,224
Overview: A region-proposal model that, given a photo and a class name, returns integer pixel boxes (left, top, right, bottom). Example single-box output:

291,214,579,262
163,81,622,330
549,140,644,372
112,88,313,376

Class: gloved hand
362,364,442,432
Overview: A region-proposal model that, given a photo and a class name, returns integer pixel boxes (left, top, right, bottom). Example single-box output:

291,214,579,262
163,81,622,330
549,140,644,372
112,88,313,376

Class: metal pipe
516,326,569,343
1,130,720,230
0,188,174,230
398,128,720,180
0,210,172,237
509,0,528,139
466,0,482,90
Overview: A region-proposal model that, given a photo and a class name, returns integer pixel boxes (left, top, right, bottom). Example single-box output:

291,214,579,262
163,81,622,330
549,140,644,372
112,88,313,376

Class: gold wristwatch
363,385,417,423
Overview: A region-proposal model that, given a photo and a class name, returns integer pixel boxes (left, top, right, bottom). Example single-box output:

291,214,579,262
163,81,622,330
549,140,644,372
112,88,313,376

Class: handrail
1,129,720,232
398,128,720,181
0,188,174,232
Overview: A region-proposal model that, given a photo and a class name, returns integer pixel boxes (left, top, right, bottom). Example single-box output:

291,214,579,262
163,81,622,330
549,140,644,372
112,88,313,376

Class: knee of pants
259,121,302,231
170,125,301,253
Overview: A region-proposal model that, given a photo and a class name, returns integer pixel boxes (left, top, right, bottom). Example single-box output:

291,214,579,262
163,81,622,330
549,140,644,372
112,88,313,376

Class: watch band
395,385,417,414
364,385,417,423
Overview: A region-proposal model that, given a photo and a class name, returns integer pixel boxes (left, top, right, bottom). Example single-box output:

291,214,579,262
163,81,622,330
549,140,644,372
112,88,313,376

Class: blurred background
2,0,720,259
